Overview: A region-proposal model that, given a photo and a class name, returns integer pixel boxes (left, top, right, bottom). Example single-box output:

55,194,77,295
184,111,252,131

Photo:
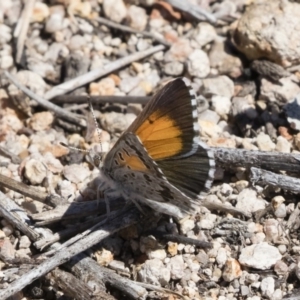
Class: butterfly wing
102,77,215,217
104,133,200,218
156,141,215,200
126,77,200,160
127,77,215,199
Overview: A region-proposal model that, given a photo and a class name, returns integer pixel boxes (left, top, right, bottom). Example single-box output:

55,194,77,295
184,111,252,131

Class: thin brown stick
95,16,170,47
64,103,89,111
32,198,122,225
0,173,65,207
44,45,165,100
250,167,300,193
0,191,148,299
213,147,300,173
147,230,212,248
0,145,21,164
286,64,300,72
34,214,105,250
287,203,300,230
45,269,97,300
14,0,35,63
0,191,40,241
67,253,147,299
202,199,251,218
165,0,216,23
0,173,48,203
0,206,141,299
52,95,151,104
4,71,87,128
132,281,183,298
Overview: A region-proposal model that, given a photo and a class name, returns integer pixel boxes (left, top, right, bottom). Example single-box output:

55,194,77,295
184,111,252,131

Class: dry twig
3,71,87,128
202,199,251,218
0,146,21,164
45,268,93,299
95,16,170,47
0,173,65,207
213,147,300,173
250,167,300,193
287,203,300,230
0,191,40,242
32,198,122,225
0,173,56,205
0,205,141,299
0,186,150,299
14,0,35,63
44,45,165,100
165,0,217,23
52,95,150,105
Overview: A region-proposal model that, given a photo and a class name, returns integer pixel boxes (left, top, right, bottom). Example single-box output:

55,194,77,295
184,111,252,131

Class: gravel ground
1,0,300,299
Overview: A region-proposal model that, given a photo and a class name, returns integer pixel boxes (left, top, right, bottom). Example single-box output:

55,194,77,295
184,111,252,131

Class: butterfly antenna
87,96,103,166
60,96,103,168
60,142,90,154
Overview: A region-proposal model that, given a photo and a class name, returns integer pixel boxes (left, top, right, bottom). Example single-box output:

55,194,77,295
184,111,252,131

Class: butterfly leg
122,191,147,215
131,198,147,215
97,185,110,218
96,180,115,221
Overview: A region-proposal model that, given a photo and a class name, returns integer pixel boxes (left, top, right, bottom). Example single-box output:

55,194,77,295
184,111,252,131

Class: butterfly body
100,77,215,218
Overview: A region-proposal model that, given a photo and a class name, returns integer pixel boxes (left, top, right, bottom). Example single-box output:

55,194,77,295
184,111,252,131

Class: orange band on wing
135,111,183,160
118,152,149,172
144,138,182,160
126,156,148,171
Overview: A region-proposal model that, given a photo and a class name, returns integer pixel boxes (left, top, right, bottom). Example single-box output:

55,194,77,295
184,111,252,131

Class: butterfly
96,77,215,219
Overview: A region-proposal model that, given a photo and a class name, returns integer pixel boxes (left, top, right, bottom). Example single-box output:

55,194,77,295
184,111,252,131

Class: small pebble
68,34,86,51
216,247,227,267
167,242,178,256
272,289,283,300
127,5,147,31
164,38,192,62
261,277,275,298
197,213,217,230
236,189,266,215
31,2,50,23
0,54,13,69
239,243,282,270
256,133,276,151
202,76,234,98
264,219,281,243
180,219,195,235
187,49,210,78
2,225,14,237
275,136,291,153
45,5,65,33
103,0,127,23
90,77,115,96
19,236,31,249
63,164,90,184
163,61,184,76
95,249,114,266
147,249,167,260
0,24,12,45
192,22,217,47
119,76,141,93
28,111,54,131
222,259,242,282
138,258,170,286
211,95,231,118
274,260,289,276
169,255,185,280
24,158,47,185
0,238,15,259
